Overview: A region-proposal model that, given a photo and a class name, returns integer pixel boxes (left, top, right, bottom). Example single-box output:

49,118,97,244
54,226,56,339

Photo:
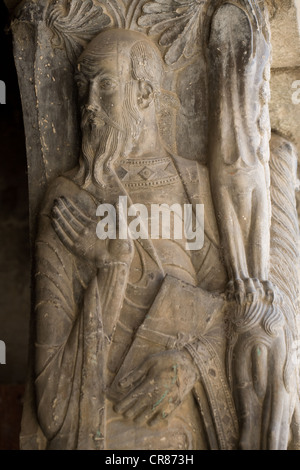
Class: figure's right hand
114,350,199,427
51,196,133,268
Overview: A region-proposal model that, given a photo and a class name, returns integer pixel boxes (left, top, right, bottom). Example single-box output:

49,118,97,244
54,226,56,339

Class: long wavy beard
76,82,142,189
78,108,121,188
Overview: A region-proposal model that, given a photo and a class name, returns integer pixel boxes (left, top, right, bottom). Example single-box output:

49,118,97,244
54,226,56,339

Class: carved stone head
74,29,165,187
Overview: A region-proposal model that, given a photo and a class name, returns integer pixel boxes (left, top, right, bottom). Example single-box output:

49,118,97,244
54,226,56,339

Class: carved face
74,30,163,186
76,53,137,128
75,51,145,187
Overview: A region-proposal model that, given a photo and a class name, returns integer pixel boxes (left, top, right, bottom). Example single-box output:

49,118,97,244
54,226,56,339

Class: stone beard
19,18,300,451
27,29,232,450
78,80,142,188
75,39,163,189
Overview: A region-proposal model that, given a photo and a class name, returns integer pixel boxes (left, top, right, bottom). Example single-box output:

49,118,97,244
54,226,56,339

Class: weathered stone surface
268,0,300,69
267,0,300,154
270,68,300,153
12,0,300,451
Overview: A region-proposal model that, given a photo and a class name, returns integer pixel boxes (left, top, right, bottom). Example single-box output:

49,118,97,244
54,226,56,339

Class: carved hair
269,133,300,391
269,133,300,317
78,30,164,92
74,34,164,188
130,40,163,95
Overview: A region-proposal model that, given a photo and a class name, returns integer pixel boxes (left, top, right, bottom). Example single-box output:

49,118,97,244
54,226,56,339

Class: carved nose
85,104,96,113
87,80,100,109
85,100,102,115
86,93,96,110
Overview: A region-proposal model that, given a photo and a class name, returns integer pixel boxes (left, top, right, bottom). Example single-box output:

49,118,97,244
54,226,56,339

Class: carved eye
76,80,88,94
100,78,116,91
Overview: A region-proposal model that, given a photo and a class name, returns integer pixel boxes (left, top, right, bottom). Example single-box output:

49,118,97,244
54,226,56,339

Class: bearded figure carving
14,0,300,451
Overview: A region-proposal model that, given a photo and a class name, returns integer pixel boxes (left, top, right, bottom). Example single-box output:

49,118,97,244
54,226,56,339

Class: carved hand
114,350,199,426
51,196,133,267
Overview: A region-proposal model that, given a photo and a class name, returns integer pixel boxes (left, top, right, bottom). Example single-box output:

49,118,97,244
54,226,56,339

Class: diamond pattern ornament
139,166,155,180
116,166,128,180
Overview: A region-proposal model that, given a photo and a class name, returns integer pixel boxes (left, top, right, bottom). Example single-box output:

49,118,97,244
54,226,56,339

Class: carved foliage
46,0,113,63
138,0,205,65
46,0,208,66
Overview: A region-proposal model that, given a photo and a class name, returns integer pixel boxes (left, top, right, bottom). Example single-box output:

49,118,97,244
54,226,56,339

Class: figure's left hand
114,350,199,426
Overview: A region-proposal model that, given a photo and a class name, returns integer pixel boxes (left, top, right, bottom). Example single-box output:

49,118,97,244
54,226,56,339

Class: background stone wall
268,0,300,156
0,0,30,385
0,0,29,449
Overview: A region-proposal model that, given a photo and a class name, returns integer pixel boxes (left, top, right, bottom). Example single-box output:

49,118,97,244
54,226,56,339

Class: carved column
9,0,300,450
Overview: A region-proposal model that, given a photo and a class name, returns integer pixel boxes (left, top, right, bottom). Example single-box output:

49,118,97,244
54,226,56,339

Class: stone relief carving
46,0,112,63
12,0,300,450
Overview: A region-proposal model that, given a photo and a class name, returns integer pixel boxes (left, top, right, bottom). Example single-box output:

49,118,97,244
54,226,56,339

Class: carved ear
137,81,154,109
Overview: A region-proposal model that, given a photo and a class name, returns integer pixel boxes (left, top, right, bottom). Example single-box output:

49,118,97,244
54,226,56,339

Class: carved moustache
81,106,123,133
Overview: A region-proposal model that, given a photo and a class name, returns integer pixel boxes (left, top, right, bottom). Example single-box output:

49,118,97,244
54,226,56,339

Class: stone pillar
8,0,300,451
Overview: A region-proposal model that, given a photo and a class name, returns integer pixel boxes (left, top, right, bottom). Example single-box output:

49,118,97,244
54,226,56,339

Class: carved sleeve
33,180,130,448
34,208,87,444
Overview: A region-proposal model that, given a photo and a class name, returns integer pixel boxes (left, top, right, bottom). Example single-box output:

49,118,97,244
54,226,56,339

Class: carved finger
114,395,138,415
51,219,74,252
124,399,148,421
234,279,245,305
245,278,256,304
134,404,169,427
51,205,79,243
253,278,264,300
226,280,235,301
115,385,147,415
148,397,180,428
262,280,275,304
119,361,151,390
61,196,95,227
134,408,157,426
133,392,175,427
55,197,85,233
148,411,170,428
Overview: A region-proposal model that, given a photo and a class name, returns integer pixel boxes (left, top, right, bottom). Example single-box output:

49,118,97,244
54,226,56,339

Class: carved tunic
106,156,203,450
15,0,300,452
34,154,235,449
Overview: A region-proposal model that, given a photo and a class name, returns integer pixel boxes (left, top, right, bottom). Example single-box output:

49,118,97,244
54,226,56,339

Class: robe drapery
30,154,239,450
